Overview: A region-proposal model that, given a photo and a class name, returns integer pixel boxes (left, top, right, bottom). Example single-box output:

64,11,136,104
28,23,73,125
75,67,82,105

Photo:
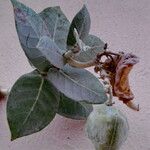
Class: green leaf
7,71,59,140
10,0,52,72
75,34,105,62
39,6,70,51
67,5,91,46
57,93,93,120
36,36,65,69
47,65,107,104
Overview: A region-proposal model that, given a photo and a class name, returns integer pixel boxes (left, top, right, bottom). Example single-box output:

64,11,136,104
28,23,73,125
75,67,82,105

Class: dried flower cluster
94,50,139,111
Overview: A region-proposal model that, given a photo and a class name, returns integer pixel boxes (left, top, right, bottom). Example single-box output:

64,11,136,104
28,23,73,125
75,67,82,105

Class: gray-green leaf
39,6,70,51
58,93,93,120
37,36,65,69
75,35,105,62
47,65,107,104
7,71,59,140
67,5,91,46
10,0,51,72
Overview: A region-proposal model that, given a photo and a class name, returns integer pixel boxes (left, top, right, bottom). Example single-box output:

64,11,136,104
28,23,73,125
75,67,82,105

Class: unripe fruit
85,104,129,150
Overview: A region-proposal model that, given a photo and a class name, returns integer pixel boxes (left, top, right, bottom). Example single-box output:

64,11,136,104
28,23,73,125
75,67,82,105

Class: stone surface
0,0,150,150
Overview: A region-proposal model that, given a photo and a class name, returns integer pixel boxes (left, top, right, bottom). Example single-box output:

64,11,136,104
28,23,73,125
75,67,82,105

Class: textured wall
0,0,150,150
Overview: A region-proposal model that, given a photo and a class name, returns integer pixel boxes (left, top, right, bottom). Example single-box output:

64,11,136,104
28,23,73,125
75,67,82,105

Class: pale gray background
0,0,150,150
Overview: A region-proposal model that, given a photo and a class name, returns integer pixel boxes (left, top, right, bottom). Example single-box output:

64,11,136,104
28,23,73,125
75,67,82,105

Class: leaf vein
22,77,44,125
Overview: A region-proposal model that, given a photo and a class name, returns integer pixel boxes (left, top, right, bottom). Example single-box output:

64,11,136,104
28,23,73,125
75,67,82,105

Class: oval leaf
75,34,105,62
36,36,65,69
7,71,59,140
39,6,70,51
47,65,107,104
10,0,51,72
58,93,93,120
67,5,91,46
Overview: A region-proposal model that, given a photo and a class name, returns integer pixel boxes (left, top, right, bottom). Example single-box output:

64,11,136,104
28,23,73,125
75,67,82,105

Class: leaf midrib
22,77,44,125
52,15,59,41
78,10,86,37
60,70,101,98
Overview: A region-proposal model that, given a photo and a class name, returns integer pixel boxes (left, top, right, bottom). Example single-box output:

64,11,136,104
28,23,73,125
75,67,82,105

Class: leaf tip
10,0,18,6
54,6,61,10
9,0,14,6
11,138,13,141
10,134,19,141
82,4,87,9
82,4,88,12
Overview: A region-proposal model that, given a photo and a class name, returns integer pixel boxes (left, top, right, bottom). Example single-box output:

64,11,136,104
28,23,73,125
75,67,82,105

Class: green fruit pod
85,104,129,150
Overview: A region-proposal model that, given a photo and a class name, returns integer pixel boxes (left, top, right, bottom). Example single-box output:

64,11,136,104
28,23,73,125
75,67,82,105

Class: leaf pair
12,0,105,72
8,65,107,140
7,69,93,140
67,5,105,62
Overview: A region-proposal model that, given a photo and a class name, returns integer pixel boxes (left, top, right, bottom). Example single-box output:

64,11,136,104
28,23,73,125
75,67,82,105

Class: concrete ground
0,0,150,150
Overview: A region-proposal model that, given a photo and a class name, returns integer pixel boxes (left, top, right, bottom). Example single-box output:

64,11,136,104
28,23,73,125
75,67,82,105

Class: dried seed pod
85,104,129,150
